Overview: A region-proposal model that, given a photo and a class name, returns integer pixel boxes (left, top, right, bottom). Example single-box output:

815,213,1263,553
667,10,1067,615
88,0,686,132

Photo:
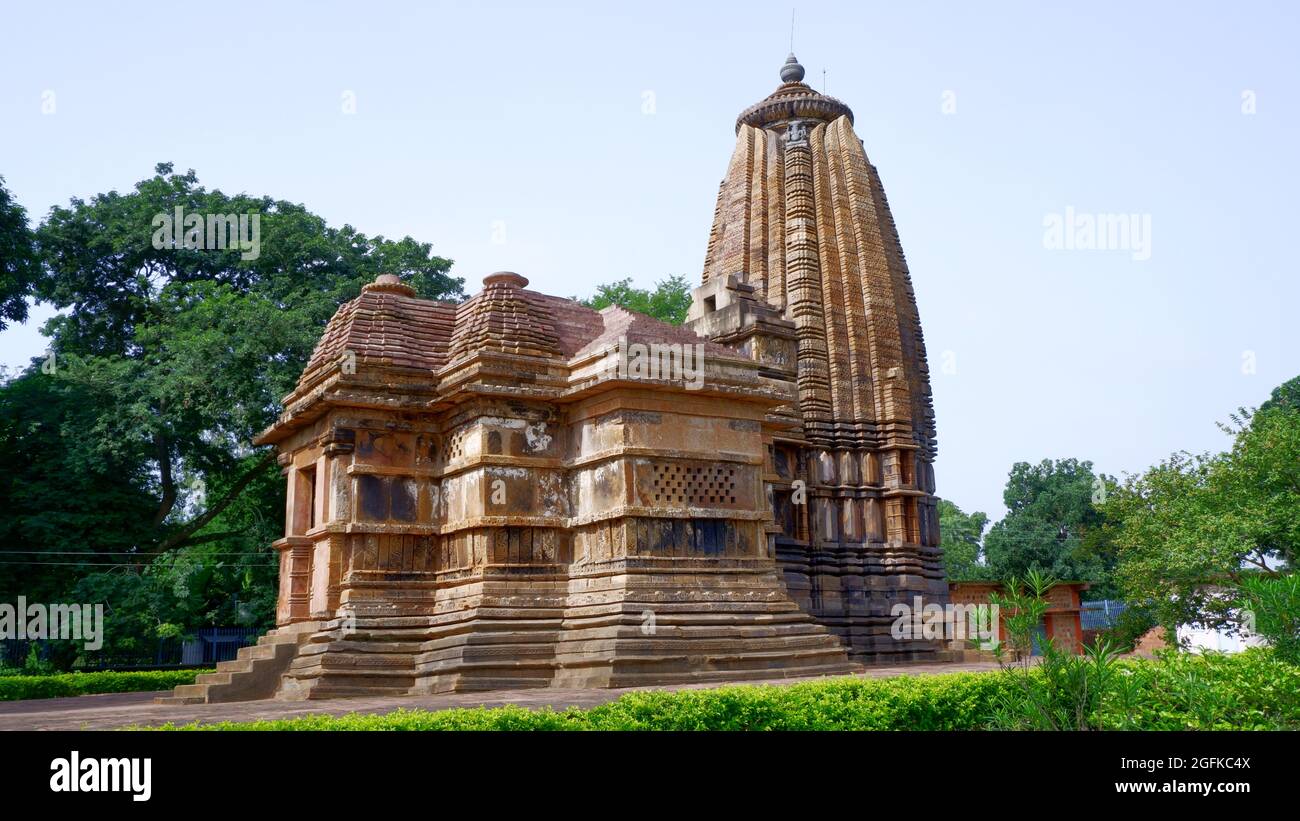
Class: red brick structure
948,581,1089,655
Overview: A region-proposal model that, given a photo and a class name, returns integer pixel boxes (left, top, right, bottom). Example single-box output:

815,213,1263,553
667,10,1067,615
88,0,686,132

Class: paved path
0,660,1001,730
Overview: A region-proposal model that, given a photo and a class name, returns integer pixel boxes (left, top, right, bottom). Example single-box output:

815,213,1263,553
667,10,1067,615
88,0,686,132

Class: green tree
1235,574,1300,664
937,499,989,580
983,458,1118,597
1259,374,1300,414
580,275,692,325
0,175,39,330
25,163,462,555
0,163,463,663
1105,387,1299,632
0,371,158,604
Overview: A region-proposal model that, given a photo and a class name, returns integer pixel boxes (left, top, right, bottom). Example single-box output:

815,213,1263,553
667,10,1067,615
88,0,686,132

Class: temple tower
687,54,947,662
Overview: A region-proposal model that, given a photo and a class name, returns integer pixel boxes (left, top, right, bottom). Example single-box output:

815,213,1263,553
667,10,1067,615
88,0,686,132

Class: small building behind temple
161,53,949,703
948,581,1090,656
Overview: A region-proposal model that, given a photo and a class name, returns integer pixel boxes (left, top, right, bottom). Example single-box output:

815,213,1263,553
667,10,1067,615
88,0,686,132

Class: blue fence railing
1,626,261,671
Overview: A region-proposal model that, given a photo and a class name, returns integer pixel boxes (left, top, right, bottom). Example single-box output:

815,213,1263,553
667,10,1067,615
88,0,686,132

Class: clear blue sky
2,0,1297,523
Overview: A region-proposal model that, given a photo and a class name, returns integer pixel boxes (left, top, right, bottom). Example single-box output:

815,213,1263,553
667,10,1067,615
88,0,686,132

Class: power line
0,550,272,556
0,560,277,567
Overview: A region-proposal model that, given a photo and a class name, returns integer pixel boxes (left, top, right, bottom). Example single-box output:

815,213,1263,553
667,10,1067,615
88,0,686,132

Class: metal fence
1080,599,1128,631
1,626,260,672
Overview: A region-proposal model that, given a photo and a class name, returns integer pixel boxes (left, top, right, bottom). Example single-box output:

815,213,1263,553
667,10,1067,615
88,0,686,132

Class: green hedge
157,650,1300,731
0,669,211,701
159,672,1013,731
1102,650,1300,730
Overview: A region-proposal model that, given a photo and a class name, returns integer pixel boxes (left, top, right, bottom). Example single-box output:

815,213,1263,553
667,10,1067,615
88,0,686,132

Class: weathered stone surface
688,54,947,663
163,53,947,704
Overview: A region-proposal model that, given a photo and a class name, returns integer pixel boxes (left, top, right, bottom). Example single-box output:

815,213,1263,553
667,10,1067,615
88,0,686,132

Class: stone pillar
275,536,314,625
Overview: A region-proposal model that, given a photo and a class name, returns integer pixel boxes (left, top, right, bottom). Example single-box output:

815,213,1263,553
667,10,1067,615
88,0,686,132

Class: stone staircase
154,565,867,703
272,607,861,699
275,618,423,700
155,625,318,705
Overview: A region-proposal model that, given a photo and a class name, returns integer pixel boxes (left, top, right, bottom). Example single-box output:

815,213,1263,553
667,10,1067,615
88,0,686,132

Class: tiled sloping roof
526,291,606,357
296,273,732,391
300,282,456,383
447,273,561,361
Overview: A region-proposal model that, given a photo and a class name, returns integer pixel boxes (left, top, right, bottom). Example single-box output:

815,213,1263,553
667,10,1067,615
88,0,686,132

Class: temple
161,53,947,703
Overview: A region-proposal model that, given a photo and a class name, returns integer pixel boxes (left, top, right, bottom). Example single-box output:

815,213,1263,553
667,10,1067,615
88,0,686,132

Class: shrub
1103,649,1300,730
0,669,210,701
153,651,1300,731
1235,574,1300,664
158,674,1019,731
984,569,1129,730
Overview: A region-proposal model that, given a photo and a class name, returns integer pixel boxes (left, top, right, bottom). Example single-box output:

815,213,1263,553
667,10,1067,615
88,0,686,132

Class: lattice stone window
446,430,468,463
651,463,737,506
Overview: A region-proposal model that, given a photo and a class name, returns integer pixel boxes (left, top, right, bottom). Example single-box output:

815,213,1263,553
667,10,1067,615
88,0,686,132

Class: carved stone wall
171,54,951,705
688,56,948,663
247,273,859,698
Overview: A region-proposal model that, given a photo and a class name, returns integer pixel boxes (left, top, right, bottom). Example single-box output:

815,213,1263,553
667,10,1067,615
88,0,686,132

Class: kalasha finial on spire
363,272,416,297
781,52,805,84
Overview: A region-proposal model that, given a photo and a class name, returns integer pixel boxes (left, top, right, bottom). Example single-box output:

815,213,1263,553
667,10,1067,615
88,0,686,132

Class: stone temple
162,54,947,703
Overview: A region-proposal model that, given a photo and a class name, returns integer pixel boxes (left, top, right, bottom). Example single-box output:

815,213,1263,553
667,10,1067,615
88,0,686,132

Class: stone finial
362,273,417,297
780,52,805,84
483,271,529,289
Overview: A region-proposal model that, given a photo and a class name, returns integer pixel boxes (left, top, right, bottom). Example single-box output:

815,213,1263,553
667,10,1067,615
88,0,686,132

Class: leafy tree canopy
982,458,1119,597
19,162,462,556
937,499,989,581
580,275,692,325
0,175,40,330
1260,374,1300,415
0,164,462,659
1104,385,1300,631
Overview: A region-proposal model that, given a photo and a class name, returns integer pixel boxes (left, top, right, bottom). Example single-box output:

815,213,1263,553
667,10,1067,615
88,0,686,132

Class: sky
2,0,1297,523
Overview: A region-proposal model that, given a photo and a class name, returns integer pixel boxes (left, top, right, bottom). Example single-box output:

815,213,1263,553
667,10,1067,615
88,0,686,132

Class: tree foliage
982,458,1118,596
0,175,40,330
1259,374,1300,415
580,275,692,325
1236,574,1300,664
937,499,989,580
1104,388,1300,632
0,164,462,663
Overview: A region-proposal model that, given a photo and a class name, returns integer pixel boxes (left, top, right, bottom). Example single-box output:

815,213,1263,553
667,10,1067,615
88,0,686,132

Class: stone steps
154,560,877,702
266,592,862,698
154,626,316,705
